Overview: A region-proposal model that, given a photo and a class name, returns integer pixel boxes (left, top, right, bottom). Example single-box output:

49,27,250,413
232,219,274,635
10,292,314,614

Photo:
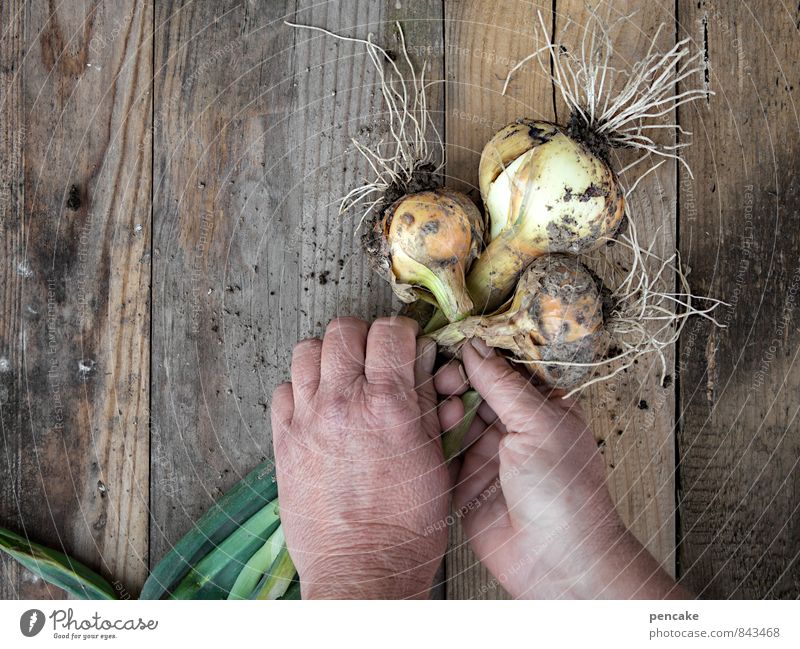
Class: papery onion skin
468,119,625,313
433,254,608,389
368,188,484,323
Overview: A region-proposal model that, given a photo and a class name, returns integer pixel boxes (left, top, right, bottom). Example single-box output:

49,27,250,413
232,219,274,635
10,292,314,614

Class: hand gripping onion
365,188,484,322
434,254,608,389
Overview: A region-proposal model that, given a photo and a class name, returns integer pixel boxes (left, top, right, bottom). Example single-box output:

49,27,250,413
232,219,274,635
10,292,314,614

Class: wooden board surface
0,0,152,598
149,0,445,577
1,0,798,600
442,0,678,599
676,0,800,598
443,0,555,600
556,0,679,577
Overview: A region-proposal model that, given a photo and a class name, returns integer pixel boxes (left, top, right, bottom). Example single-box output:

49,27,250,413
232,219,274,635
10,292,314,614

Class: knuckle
323,381,358,406
273,428,290,459
272,381,292,400
495,364,526,388
326,316,368,335
365,380,417,409
315,388,354,420
294,337,321,354
371,315,418,335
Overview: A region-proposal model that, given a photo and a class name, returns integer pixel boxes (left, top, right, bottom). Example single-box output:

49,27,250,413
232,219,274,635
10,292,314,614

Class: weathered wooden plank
444,0,679,598
444,0,555,599
150,0,446,589
554,0,679,577
677,0,800,598
384,0,447,599
0,1,152,598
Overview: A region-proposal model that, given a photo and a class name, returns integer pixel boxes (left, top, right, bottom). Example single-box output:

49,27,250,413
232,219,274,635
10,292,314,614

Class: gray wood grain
443,0,557,599
0,0,152,598
560,0,679,578
149,1,445,591
677,0,800,598
2,0,798,603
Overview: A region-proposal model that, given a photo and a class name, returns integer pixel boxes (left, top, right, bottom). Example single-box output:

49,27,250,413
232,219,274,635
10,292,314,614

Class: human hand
270,316,449,599
436,339,688,599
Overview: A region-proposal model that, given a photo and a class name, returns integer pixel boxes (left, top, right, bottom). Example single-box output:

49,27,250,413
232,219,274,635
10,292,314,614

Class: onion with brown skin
365,188,484,323
434,254,608,389
466,119,625,314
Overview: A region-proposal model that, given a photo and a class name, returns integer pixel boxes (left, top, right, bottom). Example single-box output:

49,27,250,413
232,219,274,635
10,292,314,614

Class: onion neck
413,265,473,323
422,308,449,334
466,233,536,314
427,317,476,348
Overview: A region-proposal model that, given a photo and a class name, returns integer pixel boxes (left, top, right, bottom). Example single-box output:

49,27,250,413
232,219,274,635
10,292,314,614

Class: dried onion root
468,7,711,314
287,21,484,322
570,215,726,397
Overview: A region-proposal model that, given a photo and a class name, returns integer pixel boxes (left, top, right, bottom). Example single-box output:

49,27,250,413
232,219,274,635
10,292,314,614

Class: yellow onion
467,119,624,313
434,254,608,389
366,188,484,323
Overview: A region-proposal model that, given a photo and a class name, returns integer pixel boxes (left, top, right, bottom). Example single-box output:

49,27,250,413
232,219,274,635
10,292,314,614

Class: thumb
462,339,553,435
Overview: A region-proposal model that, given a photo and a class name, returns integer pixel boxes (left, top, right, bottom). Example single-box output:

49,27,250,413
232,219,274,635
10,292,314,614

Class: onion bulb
434,254,608,389
466,119,624,313
365,188,484,323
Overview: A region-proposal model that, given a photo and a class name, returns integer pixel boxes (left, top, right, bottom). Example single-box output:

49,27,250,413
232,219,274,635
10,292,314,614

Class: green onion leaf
0,526,117,600
227,523,285,600
251,543,296,600
441,389,483,461
141,459,278,599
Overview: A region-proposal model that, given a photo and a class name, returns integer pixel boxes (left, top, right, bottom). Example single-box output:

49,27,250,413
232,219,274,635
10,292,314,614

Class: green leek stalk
227,523,286,600
441,390,483,461
0,526,117,600
140,459,278,599
171,499,281,599
252,543,296,600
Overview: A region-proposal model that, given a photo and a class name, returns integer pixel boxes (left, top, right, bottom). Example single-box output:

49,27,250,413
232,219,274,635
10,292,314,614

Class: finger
556,397,586,421
364,316,419,390
447,415,488,486
462,413,489,450
454,423,503,513
438,395,465,432
448,457,462,486
414,337,439,438
290,338,322,402
525,377,585,418
552,392,584,417
434,360,470,396
463,338,556,435
270,382,294,451
320,317,368,387
477,400,506,434
536,384,569,400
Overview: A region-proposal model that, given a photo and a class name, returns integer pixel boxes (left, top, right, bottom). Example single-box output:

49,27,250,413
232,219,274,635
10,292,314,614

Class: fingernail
418,337,437,374
457,363,468,384
470,338,495,358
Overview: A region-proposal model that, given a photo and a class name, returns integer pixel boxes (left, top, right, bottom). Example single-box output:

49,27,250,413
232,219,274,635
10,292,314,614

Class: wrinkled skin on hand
436,339,689,599
271,317,450,599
